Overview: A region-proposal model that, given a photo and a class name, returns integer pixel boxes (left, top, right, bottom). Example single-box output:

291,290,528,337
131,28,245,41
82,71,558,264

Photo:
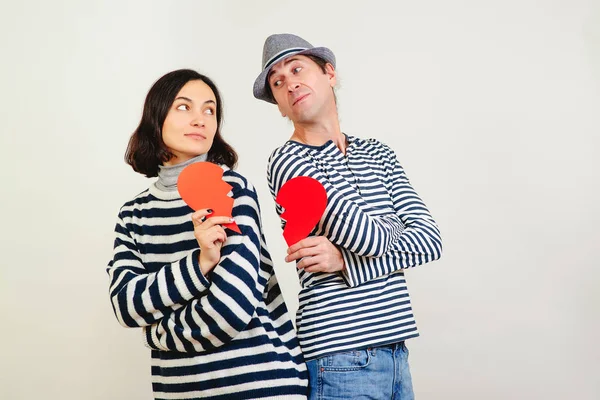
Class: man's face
267,55,336,124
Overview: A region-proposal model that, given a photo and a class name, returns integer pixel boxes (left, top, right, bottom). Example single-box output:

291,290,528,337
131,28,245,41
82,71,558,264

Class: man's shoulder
268,141,311,164
352,135,387,149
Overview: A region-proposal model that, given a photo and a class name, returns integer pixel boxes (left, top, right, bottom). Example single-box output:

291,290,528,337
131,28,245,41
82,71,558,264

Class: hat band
263,47,308,70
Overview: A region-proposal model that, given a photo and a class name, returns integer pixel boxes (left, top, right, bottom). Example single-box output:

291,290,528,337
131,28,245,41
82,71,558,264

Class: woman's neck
155,153,208,191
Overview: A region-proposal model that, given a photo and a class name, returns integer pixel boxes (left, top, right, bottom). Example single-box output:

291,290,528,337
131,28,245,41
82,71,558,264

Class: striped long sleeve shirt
267,135,443,361
107,166,308,399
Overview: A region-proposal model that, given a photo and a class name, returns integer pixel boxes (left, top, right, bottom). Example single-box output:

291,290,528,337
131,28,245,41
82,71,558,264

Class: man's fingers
303,263,329,273
303,265,321,273
286,246,317,262
286,238,332,262
297,255,323,270
287,236,322,254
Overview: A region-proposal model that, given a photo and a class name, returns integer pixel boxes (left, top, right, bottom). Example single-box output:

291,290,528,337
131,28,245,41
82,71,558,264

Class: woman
107,69,307,399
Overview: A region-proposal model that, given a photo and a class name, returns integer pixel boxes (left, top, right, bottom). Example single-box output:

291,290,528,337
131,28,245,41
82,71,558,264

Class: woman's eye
176,104,188,111
274,80,282,87
293,67,302,73
204,108,214,115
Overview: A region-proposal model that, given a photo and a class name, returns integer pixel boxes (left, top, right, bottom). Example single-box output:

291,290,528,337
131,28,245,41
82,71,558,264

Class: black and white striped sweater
107,164,308,399
267,135,443,361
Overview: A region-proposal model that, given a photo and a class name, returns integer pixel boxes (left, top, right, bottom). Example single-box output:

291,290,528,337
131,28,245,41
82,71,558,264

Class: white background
1,1,599,399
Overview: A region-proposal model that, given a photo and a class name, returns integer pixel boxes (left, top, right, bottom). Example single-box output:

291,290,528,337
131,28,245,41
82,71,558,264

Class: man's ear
326,63,337,87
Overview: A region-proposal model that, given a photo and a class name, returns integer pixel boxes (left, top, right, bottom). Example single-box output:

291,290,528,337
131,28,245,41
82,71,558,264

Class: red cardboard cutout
275,176,327,246
177,162,241,233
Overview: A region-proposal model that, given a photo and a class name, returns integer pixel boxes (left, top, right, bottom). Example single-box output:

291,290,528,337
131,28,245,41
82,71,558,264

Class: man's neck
290,116,346,153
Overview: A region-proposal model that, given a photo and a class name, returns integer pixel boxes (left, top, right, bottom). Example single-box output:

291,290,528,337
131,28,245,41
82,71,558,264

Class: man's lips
292,93,309,106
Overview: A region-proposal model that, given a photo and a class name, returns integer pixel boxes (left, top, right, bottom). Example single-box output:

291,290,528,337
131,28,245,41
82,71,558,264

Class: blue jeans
306,342,414,400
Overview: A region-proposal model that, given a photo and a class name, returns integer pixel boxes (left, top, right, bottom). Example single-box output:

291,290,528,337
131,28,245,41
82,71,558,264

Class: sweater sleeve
141,182,269,352
267,143,442,288
338,144,443,286
267,150,398,258
107,216,211,328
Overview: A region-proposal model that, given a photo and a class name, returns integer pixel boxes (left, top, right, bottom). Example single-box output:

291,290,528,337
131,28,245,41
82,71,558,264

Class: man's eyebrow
268,57,301,81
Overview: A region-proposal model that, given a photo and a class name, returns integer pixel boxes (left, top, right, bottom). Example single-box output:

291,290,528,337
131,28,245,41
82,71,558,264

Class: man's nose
287,81,300,92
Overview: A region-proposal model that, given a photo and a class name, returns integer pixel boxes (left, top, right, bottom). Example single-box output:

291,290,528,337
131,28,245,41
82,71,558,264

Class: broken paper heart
275,176,327,246
177,162,241,233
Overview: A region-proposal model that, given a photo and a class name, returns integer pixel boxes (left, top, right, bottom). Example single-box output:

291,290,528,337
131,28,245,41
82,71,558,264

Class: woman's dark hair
125,69,237,177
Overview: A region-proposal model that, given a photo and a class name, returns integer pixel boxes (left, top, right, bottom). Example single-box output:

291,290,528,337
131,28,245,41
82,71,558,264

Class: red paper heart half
177,162,241,233
275,176,327,246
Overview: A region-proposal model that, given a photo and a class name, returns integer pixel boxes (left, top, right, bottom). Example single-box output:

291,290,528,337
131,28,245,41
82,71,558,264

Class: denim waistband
369,341,406,351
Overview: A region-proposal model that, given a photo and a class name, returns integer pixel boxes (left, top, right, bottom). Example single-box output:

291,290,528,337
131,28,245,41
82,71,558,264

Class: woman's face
162,80,218,166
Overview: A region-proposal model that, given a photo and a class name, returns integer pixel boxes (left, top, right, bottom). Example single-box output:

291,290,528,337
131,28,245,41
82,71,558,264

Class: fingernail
207,209,213,214
229,218,234,222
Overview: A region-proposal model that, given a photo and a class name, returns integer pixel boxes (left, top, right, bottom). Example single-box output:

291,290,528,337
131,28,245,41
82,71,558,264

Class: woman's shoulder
112,188,154,222
222,168,257,197
119,187,152,207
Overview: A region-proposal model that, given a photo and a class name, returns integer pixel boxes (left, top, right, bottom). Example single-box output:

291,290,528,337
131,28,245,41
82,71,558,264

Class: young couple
107,33,443,400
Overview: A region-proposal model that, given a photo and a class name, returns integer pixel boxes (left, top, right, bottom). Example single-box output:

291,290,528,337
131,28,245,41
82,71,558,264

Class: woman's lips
185,133,207,140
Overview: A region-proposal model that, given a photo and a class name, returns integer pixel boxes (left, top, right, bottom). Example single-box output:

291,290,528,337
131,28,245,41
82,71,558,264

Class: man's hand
285,236,345,273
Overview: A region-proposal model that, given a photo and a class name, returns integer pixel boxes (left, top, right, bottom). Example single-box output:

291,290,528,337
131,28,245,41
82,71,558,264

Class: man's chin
291,109,317,124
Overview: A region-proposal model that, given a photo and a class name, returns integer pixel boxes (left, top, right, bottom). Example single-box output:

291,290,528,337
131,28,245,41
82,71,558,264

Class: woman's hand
192,209,233,275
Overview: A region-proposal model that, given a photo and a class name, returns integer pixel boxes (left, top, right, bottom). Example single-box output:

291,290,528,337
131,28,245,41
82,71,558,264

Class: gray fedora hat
253,33,336,104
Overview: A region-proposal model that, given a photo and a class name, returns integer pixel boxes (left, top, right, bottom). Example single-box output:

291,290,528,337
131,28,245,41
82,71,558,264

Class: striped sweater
267,134,443,361
107,165,308,399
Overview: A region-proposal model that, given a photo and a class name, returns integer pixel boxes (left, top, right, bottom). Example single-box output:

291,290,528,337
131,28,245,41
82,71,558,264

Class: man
253,33,443,399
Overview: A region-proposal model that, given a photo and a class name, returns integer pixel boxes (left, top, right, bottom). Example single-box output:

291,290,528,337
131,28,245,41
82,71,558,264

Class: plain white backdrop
1,1,599,399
